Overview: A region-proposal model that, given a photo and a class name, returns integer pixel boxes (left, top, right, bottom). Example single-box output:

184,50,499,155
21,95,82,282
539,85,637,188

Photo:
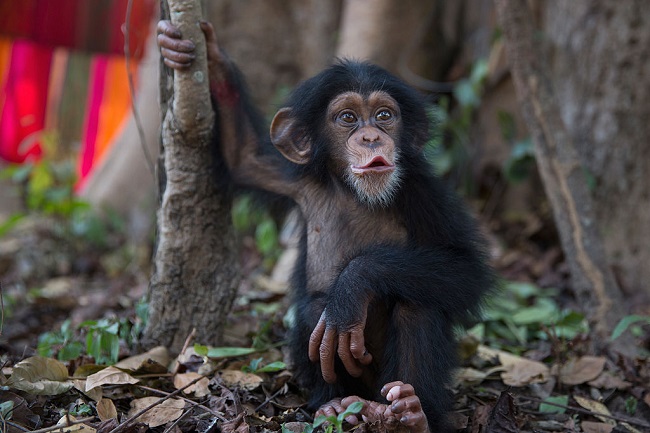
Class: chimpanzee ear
270,108,311,165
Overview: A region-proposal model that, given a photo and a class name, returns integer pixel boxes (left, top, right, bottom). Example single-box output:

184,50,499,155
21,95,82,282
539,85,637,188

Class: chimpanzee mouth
351,156,395,174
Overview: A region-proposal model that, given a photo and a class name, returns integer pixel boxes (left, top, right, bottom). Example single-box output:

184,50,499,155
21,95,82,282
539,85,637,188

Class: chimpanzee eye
339,112,357,124
376,110,392,121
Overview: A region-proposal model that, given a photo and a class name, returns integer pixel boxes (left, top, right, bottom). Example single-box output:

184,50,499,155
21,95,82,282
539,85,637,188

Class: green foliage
284,401,363,433
472,281,588,352
539,395,568,414
37,320,84,361
625,396,637,415
38,316,143,365
0,158,124,247
69,402,93,417
0,400,13,420
426,60,489,182
610,315,650,340
242,357,286,374
498,110,536,184
232,195,281,269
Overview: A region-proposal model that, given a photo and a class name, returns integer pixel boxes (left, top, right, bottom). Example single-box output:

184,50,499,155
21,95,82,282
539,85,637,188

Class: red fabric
0,0,155,59
0,40,52,162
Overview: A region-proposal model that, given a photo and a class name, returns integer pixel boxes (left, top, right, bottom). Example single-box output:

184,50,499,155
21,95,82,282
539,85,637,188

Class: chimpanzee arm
309,244,492,382
158,21,298,197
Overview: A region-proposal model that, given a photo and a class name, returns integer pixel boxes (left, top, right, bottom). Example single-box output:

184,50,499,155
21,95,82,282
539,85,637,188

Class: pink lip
351,156,395,174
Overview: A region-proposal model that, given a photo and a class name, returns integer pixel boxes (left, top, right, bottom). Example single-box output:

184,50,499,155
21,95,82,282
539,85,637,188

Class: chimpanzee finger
319,327,338,383
199,21,218,45
381,381,415,400
160,46,196,67
337,332,363,377
389,395,422,415
157,20,182,39
315,399,344,419
157,33,196,54
349,325,372,365
308,311,327,362
397,410,428,432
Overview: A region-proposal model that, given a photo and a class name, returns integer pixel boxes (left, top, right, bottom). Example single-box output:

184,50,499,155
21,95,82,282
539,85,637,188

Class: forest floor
0,210,649,433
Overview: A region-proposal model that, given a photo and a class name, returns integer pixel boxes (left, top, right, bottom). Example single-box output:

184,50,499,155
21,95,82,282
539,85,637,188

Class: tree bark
494,0,627,340
142,0,239,353
542,1,650,299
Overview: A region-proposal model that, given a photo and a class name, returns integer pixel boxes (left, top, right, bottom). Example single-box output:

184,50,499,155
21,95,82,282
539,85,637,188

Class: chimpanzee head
270,60,431,207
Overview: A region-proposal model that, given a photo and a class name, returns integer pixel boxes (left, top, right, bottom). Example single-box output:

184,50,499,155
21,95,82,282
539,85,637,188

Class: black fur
214,60,493,432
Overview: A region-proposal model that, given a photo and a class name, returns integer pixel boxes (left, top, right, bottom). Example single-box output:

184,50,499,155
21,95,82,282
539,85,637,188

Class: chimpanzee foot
336,382,430,433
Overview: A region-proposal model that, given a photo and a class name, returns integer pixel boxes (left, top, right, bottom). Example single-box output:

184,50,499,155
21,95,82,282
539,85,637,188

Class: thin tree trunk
142,0,239,353
494,0,627,343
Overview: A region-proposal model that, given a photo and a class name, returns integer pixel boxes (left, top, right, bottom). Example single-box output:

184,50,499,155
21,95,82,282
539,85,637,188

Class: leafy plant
231,195,281,269
242,357,286,374
472,281,588,352
497,111,536,184
38,317,141,364
281,401,363,433
37,320,84,361
610,315,650,340
0,149,125,247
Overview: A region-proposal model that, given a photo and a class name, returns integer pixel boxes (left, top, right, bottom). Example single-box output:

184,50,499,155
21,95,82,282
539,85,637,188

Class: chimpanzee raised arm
158,20,494,433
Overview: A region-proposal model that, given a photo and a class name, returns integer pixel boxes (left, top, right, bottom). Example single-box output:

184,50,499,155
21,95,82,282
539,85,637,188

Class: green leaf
254,361,286,373
255,218,278,255
0,400,14,419
312,415,330,428
204,346,258,359
194,344,208,356
344,401,363,415
504,281,540,299
58,341,84,361
0,213,25,237
611,315,650,340
511,298,558,326
539,395,568,414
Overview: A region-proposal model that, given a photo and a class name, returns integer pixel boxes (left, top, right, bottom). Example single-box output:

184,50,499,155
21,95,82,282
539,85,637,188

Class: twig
254,386,285,413
162,407,193,433
517,395,650,430
23,417,96,433
4,420,30,432
137,384,227,421
107,374,207,433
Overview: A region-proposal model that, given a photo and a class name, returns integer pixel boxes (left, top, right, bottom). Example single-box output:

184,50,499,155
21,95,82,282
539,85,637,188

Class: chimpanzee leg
379,305,456,432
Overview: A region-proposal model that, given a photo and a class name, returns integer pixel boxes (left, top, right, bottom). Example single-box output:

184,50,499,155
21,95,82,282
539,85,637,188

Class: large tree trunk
142,0,239,353
494,0,628,341
542,1,650,299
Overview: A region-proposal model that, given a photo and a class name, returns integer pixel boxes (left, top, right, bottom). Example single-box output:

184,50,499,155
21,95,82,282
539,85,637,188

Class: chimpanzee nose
360,127,380,144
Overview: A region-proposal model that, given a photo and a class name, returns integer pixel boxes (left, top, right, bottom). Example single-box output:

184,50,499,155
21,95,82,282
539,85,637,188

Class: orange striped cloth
0,0,154,187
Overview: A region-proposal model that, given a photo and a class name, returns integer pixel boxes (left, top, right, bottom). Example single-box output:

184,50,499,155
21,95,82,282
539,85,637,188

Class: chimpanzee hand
322,382,430,433
308,307,373,383
157,20,228,83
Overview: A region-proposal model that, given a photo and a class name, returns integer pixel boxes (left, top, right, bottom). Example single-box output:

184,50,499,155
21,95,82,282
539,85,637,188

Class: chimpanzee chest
301,191,407,294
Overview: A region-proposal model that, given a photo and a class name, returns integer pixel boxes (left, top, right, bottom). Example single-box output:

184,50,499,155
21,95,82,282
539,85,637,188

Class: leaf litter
1,215,650,432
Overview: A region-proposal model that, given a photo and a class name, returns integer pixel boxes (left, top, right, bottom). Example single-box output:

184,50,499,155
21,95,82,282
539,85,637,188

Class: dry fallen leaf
219,370,264,391
128,397,185,428
9,356,74,395
173,372,210,397
581,421,614,433
85,366,139,392
573,396,616,426
114,346,170,372
73,379,102,402
588,371,632,390
501,357,550,386
56,415,97,433
97,398,118,422
558,356,606,385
